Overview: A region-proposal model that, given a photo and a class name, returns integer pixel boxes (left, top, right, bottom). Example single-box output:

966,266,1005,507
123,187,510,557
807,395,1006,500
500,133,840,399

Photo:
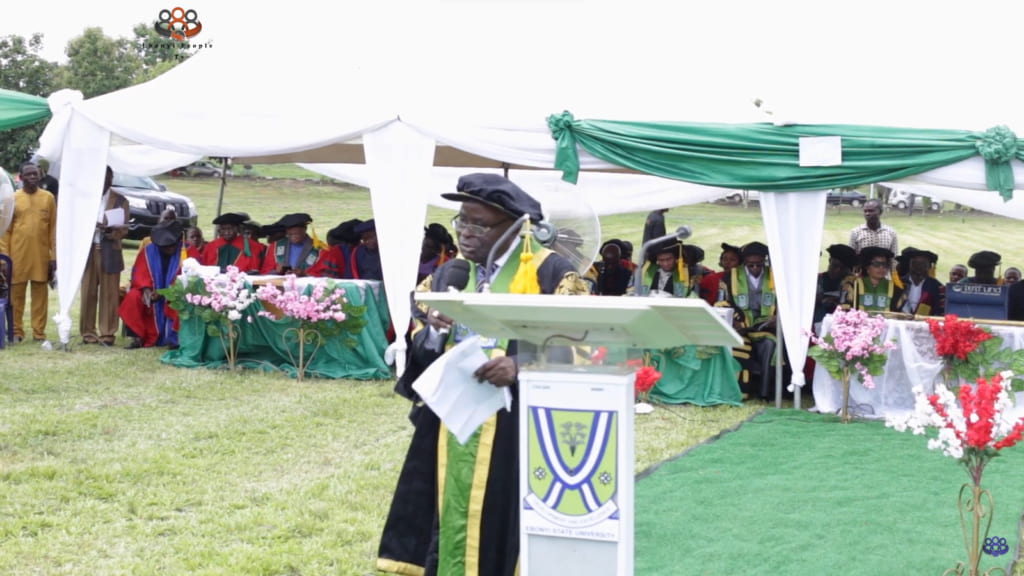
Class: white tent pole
214,157,229,217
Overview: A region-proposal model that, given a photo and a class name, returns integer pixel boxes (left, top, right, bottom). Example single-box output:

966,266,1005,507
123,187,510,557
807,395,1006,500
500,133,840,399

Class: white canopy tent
35,0,1024,395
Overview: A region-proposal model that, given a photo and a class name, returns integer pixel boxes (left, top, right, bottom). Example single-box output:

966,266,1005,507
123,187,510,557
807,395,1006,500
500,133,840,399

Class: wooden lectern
416,292,741,576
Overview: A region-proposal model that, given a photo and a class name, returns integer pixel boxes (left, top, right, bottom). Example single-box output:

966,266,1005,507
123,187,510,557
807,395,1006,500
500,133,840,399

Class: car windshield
112,172,159,190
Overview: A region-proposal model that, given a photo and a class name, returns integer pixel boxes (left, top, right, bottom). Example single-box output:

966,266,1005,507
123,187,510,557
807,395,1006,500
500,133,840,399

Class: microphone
437,260,470,338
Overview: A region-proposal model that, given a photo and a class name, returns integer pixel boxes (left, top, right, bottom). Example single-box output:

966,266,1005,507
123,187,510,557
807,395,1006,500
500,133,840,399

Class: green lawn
3,173,1023,574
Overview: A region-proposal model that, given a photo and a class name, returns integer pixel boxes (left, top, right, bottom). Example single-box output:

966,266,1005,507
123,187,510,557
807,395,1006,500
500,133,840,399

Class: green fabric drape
162,281,391,379
0,88,51,132
547,111,1024,199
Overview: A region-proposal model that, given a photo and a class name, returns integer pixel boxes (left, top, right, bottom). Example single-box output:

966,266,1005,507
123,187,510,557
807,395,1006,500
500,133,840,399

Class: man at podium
376,173,589,576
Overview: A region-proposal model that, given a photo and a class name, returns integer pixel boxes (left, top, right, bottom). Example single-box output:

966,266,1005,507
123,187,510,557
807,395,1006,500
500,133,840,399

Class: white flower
227,310,241,321
181,258,201,278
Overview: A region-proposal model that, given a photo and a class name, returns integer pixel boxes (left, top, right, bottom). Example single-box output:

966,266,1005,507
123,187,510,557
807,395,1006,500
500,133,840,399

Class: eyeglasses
451,217,500,237
868,260,889,268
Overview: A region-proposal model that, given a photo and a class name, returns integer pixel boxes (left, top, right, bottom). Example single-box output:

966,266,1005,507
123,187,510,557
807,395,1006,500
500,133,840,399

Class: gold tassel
310,226,327,251
677,244,689,289
509,220,541,294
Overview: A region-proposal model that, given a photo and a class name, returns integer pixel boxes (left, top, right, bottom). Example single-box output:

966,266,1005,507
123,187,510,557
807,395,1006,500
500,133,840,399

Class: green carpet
635,409,1023,575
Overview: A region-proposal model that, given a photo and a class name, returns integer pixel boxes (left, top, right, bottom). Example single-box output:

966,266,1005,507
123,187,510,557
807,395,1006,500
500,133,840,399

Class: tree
64,27,141,99
0,33,58,170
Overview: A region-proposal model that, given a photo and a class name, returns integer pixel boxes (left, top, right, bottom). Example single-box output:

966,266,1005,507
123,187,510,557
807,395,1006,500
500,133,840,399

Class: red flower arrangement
888,373,1024,574
634,366,661,404
925,314,999,385
926,314,993,361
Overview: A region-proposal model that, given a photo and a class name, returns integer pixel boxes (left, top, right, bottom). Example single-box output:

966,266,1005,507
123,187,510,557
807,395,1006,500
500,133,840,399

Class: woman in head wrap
418,223,455,283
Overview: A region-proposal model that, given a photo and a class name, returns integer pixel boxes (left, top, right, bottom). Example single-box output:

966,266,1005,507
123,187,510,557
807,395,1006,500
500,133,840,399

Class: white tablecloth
812,316,1024,419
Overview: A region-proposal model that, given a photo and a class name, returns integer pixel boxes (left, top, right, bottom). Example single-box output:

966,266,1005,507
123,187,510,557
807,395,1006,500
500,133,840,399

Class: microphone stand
481,214,530,293
632,226,693,295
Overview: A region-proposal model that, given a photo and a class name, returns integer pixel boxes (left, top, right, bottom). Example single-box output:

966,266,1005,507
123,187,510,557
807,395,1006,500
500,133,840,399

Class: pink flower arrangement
808,308,895,389
255,275,348,332
183,265,257,322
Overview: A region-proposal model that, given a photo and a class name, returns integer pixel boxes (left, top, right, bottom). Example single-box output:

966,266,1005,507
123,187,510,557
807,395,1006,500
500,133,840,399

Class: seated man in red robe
119,220,184,349
199,212,263,273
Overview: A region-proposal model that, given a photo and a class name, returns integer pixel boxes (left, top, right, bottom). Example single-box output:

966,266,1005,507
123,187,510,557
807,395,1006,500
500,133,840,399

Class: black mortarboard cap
968,250,1001,269
826,244,858,269
424,222,453,246
646,238,682,262
212,212,249,226
261,223,285,238
720,242,742,257
355,218,376,235
600,239,627,256
329,219,363,244
150,220,182,247
860,246,895,268
442,173,544,222
899,246,938,264
740,241,769,258
278,213,313,229
683,244,705,264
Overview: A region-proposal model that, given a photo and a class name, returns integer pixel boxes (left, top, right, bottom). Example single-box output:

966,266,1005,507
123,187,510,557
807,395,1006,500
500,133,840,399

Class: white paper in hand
412,335,513,444
104,208,125,227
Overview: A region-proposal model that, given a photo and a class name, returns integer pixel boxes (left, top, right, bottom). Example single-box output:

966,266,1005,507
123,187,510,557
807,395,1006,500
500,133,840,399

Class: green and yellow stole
854,277,893,312
729,266,775,327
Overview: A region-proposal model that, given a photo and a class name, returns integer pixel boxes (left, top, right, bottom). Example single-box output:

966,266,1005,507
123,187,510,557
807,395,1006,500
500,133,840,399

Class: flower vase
283,325,323,382
943,482,1005,576
839,366,852,423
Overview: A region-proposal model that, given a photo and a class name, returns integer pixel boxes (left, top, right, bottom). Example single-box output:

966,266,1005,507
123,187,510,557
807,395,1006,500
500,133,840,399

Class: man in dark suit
80,167,129,346
1008,279,1024,321
896,247,943,316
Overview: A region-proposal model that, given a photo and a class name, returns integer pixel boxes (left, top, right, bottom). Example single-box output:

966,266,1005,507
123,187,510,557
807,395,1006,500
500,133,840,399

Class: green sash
855,277,893,312
639,262,689,297
436,237,553,576
730,267,775,326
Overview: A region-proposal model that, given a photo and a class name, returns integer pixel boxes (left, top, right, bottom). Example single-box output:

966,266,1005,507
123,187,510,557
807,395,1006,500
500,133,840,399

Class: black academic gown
377,254,582,576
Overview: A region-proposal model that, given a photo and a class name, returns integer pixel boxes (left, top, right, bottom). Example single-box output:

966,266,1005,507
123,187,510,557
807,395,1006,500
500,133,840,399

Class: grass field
3,172,1023,574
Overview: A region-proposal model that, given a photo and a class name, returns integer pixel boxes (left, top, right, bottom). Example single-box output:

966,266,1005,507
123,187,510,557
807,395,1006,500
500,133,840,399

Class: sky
4,0,1024,132
4,0,231,63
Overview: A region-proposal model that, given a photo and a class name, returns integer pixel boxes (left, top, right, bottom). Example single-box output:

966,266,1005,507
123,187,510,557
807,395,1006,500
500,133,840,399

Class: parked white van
887,189,942,211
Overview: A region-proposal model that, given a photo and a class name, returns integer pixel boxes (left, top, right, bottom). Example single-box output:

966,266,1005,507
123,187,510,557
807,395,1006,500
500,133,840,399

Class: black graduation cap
212,212,249,226
261,223,285,238
355,218,376,235
278,213,313,229
740,241,769,258
646,238,682,262
968,250,1001,269
899,246,939,264
442,173,544,223
860,246,895,268
328,218,363,244
424,222,453,246
150,220,182,247
683,244,705,264
826,244,858,269
600,239,627,257
720,242,742,257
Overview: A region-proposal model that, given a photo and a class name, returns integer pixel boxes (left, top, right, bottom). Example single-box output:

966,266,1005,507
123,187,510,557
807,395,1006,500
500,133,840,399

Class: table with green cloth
603,345,743,406
161,279,392,380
